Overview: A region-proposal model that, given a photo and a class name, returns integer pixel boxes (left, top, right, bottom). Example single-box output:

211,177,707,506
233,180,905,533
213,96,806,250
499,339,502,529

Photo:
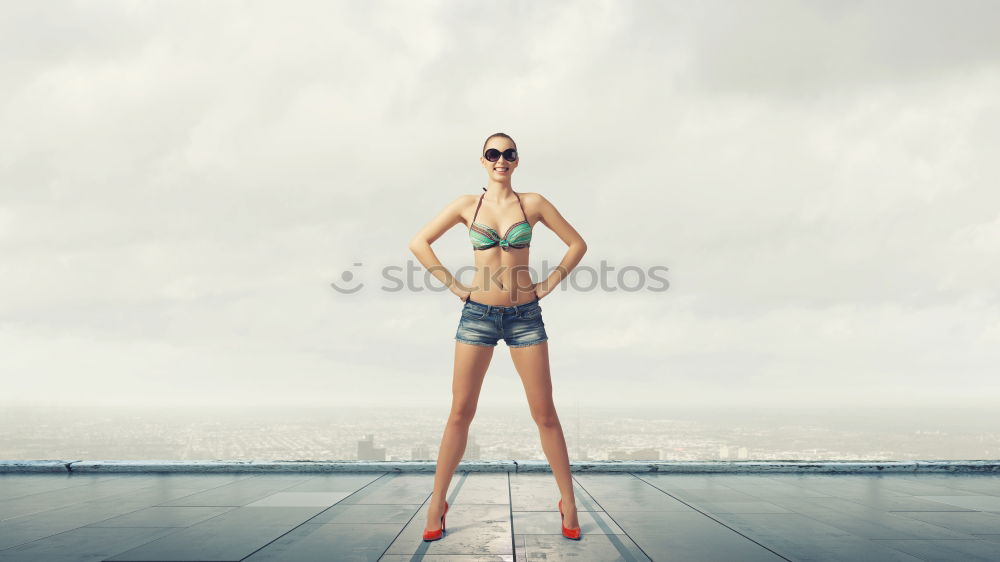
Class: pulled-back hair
482,132,517,154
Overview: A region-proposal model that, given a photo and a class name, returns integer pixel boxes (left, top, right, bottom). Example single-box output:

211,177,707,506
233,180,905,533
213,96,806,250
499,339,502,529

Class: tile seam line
571,473,653,562
407,471,471,560
370,472,425,561
235,471,394,561
0,471,139,508
2,475,207,526
1,473,261,553
508,470,517,561
630,471,796,561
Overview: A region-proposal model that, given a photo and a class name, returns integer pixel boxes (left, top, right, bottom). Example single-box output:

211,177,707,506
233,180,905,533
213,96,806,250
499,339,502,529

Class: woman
408,132,588,542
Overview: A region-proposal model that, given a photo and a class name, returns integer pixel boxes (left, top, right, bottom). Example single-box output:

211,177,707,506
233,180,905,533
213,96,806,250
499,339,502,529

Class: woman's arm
408,195,472,301
534,194,587,299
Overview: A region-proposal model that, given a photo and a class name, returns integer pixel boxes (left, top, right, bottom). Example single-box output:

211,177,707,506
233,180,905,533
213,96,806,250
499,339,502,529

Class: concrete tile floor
0,472,998,561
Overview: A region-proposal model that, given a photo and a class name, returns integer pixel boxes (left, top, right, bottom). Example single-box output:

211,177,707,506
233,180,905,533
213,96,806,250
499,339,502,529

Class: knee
532,410,560,429
448,406,476,427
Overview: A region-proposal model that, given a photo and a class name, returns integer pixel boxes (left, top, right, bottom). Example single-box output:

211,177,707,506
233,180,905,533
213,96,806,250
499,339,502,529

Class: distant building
608,448,660,461
463,434,481,460
411,444,431,460
632,448,660,460
357,433,386,461
719,445,730,459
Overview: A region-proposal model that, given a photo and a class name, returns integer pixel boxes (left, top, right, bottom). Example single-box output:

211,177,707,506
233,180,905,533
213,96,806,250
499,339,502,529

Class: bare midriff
468,245,538,306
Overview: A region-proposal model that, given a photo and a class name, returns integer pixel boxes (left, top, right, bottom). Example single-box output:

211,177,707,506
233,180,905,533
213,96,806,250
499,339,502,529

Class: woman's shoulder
517,191,550,208
451,194,480,221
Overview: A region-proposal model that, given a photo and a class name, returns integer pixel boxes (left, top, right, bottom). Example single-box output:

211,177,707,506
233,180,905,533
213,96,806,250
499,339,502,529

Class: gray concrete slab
241,522,403,561
0,474,111,502
871,538,1000,562
385,503,513,557
758,498,977,540
379,554,512,562
508,473,598,511
521,533,652,561
573,473,699,512
179,506,328,526
155,475,309,507
0,527,178,562
686,500,793,514
105,522,297,561
709,512,928,561
338,473,433,505
892,510,1000,535
0,471,997,561
308,503,422,524
279,473,383,493
83,506,233,528
452,472,514,505
911,494,1000,511
512,509,623,535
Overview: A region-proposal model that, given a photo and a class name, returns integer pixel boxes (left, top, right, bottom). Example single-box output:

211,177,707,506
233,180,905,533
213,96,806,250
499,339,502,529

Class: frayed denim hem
456,338,497,347
507,337,549,348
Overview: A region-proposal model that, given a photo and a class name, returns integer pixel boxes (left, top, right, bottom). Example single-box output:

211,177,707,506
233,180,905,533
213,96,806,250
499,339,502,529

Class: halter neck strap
471,190,486,225
474,187,528,223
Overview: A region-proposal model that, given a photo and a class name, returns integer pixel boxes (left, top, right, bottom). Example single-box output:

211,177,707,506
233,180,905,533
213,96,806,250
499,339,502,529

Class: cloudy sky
1,1,998,410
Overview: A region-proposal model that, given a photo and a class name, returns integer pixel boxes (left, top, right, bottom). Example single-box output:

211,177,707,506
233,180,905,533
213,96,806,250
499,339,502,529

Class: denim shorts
455,297,548,348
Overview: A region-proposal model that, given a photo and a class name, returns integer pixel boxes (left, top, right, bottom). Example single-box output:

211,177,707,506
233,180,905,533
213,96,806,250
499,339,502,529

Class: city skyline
3,404,997,462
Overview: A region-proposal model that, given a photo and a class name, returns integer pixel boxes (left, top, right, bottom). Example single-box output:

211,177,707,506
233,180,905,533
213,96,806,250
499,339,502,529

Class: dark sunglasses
483,148,518,162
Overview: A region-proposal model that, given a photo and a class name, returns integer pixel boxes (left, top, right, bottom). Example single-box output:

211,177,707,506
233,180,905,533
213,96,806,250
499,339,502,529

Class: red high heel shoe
423,500,449,541
558,499,582,540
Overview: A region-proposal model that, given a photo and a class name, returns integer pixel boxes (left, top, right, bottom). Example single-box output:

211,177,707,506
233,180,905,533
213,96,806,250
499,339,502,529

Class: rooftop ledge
3,459,999,474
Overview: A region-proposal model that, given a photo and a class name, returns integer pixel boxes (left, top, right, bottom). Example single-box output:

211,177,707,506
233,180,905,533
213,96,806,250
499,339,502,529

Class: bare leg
509,341,579,529
425,342,494,533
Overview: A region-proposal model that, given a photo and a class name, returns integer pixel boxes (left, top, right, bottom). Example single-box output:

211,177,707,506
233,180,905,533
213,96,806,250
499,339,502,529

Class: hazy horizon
3,403,998,462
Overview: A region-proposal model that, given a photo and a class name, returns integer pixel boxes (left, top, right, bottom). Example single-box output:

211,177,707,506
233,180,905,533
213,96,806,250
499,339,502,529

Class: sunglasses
483,148,518,162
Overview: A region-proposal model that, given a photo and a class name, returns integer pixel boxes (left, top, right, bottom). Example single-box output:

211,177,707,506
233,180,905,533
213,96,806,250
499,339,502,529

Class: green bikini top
469,187,533,251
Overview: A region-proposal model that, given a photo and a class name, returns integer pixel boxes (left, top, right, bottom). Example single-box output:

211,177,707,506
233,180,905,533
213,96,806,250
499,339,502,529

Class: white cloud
1,1,997,408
